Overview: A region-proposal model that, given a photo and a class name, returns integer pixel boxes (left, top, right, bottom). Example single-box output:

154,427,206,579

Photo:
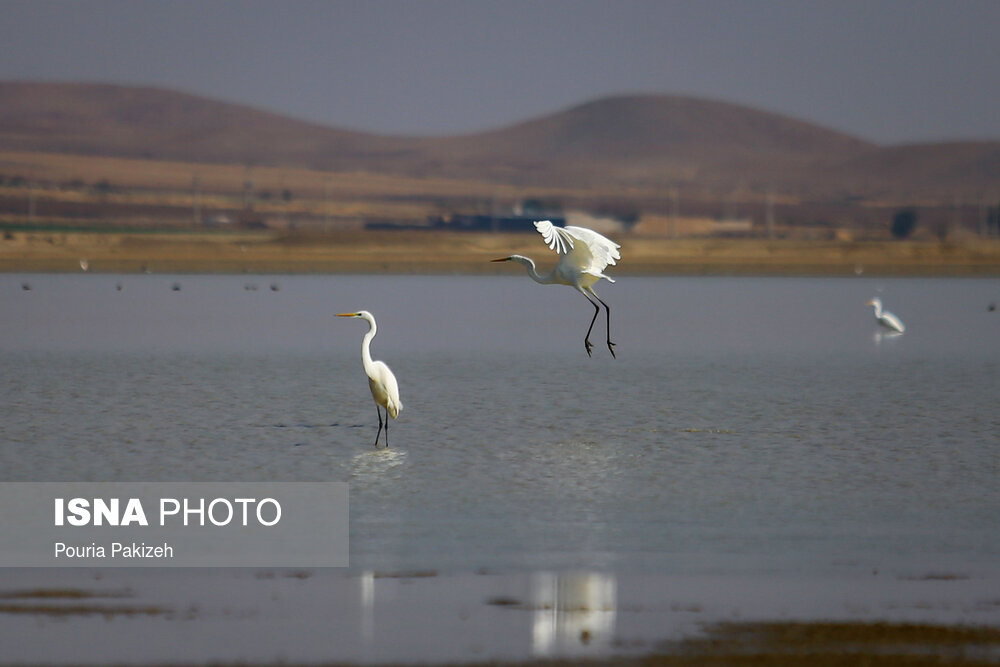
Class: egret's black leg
374,406,384,448
593,293,616,358
384,410,390,448
583,294,600,357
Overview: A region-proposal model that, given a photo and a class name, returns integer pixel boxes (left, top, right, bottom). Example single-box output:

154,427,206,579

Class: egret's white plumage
337,310,402,448
492,220,622,357
867,297,905,334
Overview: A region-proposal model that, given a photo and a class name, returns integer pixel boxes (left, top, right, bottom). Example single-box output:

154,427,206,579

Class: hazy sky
2,0,999,144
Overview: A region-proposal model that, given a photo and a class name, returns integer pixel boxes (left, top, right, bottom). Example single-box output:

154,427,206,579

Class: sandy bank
1,230,999,276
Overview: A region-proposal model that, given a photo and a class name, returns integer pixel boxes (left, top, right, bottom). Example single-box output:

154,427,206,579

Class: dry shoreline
2,229,999,275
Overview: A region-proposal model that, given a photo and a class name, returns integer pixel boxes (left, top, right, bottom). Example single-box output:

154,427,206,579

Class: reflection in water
350,448,408,480
874,329,904,344
531,571,616,657
359,570,375,643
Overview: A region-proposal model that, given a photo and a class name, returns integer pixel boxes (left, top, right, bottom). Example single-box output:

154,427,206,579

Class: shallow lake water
1,272,998,663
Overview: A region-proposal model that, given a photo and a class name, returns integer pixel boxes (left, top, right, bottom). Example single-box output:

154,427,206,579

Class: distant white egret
492,220,622,358
867,297,905,333
337,310,402,448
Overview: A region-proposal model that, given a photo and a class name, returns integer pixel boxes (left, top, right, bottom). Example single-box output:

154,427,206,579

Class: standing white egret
867,297,905,333
337,311,402,448
492,219,621,358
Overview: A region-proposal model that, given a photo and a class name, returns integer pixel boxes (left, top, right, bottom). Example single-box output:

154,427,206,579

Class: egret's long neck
871,301,883,318
511,255,555,284
361,320,376,372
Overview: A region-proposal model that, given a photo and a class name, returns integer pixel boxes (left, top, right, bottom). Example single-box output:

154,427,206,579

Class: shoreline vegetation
2,229,999,276
554,621,1000,666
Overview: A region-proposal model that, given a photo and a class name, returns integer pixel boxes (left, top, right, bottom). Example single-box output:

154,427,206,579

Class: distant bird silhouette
867,297,905,333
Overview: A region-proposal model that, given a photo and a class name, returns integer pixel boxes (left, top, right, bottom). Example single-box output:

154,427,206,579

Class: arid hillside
0,82,405,168
2,82,998,201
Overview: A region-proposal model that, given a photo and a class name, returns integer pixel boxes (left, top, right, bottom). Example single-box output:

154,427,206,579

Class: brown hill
0,81,414,169
418,95,874,189
818,142,1000,201
1,82,998,201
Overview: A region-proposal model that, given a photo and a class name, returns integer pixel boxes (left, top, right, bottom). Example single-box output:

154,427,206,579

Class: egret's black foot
608,340,617,358
585,339,594,357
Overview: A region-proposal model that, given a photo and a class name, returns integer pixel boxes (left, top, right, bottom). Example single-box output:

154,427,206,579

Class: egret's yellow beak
336,313,356,317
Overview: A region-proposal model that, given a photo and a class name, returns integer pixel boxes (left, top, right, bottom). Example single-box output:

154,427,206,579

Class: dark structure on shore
366,214,566,232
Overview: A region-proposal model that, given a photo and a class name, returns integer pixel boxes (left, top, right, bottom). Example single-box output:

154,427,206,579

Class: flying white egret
866,297,905,334
492,220,621,358
337,310,402,448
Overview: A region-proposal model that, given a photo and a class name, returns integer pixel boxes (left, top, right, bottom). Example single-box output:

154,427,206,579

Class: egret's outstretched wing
564,225,621,274
533,219,622,278
535,219,575,255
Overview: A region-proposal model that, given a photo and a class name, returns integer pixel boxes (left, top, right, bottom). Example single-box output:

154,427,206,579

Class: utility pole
669,186,679,239
978,194,986,238
765,191,775,239
192,175,202,226
324,176,332,230
953,194,962,232
242,166,254,209
27,181,37,223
